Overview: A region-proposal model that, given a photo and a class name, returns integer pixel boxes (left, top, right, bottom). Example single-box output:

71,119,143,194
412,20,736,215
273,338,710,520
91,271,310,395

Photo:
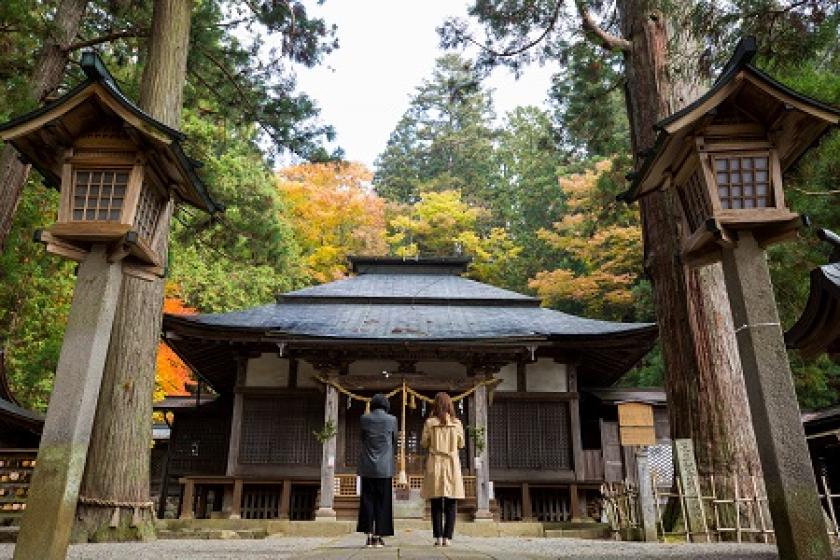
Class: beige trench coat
420,415,465,500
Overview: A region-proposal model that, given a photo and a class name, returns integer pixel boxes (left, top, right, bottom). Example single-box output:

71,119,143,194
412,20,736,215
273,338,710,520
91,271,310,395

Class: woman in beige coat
421,392,465,547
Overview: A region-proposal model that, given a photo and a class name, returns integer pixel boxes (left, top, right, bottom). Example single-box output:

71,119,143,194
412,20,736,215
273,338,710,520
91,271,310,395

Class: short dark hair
370,393,390,412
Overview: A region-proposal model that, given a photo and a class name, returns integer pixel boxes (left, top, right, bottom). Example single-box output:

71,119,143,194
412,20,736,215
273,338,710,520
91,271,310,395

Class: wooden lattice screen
489,400,571,470
678,169,711,231
72,169,128,221
240,394,322,465
135,183,163,238
169,409,230,476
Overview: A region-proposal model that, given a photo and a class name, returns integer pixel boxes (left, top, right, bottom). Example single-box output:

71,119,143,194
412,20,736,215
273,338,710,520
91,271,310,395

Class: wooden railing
334,474,477,498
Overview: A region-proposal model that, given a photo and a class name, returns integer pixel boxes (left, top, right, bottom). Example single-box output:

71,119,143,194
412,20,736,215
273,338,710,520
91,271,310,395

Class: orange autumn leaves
155,296,197,398
529,159,644,319
277,162,386,282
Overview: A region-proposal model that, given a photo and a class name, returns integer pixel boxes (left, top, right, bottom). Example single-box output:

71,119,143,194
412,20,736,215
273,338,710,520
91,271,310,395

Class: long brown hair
431,392,456,425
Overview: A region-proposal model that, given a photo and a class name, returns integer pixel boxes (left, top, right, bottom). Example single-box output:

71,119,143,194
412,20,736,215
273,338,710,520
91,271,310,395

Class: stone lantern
0,51,219,278
624,37,839,266
623,37,840,560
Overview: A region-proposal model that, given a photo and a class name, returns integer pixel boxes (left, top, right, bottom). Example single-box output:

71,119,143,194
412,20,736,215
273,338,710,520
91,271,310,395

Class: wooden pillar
521,482,534,522
569,483,580,521
568,363,585,481
315,378,339,520
180,479,195,519
279,479,292,520
226,357,247,476
14,246,123,560
230,479,243,520
474,383,493,520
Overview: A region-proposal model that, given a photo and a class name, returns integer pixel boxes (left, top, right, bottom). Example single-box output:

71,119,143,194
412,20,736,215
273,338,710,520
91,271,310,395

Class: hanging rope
313,376,502,484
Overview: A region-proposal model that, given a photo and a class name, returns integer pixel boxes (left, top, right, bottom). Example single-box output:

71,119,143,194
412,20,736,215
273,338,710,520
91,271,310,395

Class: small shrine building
161,256,659,522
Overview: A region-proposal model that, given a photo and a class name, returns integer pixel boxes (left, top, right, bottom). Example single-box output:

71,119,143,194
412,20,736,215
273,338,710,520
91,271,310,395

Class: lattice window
242,484,282,519
135,184,163,239
678,169,711,231
169,413,230,476
648,443,674,487
713,154,772,209
490,400,571,470
240,395,322,465
72,169,128,222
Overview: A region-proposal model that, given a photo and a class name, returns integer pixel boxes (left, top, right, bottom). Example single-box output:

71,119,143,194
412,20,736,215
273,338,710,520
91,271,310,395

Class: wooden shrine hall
161,257,658,522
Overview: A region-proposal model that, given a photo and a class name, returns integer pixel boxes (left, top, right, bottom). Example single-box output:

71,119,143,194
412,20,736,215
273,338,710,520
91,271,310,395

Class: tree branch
576,1,631,52
790,186,840,196
65,29,147,52
450,1,564,59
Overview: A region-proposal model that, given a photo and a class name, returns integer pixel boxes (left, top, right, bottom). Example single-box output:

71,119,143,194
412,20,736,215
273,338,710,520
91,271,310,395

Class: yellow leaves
155,292,196,399
277,162,386,281
529,158,644,319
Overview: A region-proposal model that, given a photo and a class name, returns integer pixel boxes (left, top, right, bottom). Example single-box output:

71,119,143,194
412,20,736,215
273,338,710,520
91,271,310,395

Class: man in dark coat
356,393,397,548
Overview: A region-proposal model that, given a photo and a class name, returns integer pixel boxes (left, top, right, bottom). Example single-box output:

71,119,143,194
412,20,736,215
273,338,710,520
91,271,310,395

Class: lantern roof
0,51,220,214
623,36,840,202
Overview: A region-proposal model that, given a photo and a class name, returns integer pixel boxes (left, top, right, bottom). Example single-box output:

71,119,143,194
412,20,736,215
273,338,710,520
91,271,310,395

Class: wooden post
673,439,705,540
226,357,247,476
180,479,195,520
14,246,123,560
568,365,585,482
230,479,243,520
473,383,492,520
635,447,658,542
279,480,292,520
721,232,831,559
521,482,534,521
315,381,339,520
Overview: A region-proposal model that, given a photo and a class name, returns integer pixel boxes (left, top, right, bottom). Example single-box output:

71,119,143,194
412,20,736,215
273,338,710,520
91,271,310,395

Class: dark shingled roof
164,258,658,392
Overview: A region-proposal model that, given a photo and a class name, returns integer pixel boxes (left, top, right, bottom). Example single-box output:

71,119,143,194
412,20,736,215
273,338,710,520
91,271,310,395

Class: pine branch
576,1,632,52
65,28,148,52
451,0,564,59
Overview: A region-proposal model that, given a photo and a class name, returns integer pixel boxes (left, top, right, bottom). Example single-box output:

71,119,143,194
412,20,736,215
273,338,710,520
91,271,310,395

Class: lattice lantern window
48,125,172,269
672,145,797,265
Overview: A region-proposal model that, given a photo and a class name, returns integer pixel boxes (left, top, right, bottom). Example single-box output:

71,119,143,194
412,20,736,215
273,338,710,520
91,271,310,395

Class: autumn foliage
277,162,387,282
155,296,197,399
529,159,644,320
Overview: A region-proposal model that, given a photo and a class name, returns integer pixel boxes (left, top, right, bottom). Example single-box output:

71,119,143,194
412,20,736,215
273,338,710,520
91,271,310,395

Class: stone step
544,526,611,540
156,528,268,540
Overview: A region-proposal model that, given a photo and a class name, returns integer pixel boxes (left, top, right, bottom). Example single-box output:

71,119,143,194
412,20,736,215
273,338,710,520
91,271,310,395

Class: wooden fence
602,473,840,543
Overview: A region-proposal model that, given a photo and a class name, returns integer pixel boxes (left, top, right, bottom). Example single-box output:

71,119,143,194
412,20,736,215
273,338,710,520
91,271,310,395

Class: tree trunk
0,0,89,252
616,0,763,493
72,0,192,542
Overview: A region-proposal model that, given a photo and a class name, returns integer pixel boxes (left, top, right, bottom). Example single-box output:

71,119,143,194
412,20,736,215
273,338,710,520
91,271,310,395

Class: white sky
293,1,558,169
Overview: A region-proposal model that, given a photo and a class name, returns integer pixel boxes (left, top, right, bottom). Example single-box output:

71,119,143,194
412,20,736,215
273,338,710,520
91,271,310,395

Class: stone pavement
3,529,832,559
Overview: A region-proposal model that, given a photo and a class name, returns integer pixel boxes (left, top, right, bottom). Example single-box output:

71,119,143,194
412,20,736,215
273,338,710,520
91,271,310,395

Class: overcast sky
292,1,558,169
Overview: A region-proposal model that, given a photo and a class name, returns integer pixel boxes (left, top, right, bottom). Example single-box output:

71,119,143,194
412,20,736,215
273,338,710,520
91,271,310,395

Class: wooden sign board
618,402,655,446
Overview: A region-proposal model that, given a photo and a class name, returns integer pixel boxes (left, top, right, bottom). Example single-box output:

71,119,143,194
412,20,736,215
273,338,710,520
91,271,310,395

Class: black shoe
365,536,374,548
375,536,385,548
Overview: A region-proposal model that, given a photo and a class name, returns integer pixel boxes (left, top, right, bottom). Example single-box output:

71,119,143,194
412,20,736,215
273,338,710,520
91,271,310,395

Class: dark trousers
356,477,394,536
430,497,457,539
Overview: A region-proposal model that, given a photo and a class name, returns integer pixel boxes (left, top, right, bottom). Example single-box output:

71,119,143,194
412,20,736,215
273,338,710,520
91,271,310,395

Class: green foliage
374,54,498,205
313,419,337,444
0,182,74,411
169,111,306,313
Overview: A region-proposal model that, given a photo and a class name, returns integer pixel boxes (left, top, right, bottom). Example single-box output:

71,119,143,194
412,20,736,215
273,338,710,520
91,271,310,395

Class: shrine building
160,256,661,522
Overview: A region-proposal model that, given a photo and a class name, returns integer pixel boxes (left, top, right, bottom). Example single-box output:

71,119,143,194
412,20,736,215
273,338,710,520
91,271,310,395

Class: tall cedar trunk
616,0,763,495
72,0,192,542
0,0,89,252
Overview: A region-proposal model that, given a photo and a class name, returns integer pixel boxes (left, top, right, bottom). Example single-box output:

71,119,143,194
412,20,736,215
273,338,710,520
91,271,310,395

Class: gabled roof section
349,256,471,275
623,36,840,202
0,51,220,213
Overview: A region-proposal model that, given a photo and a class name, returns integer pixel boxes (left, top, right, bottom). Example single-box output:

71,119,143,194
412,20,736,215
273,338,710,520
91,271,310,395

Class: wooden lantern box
623,37,839,266
0,51,219,279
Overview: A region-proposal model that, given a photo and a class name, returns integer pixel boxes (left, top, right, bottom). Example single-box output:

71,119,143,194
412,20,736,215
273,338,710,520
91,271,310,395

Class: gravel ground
1,531,835,560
